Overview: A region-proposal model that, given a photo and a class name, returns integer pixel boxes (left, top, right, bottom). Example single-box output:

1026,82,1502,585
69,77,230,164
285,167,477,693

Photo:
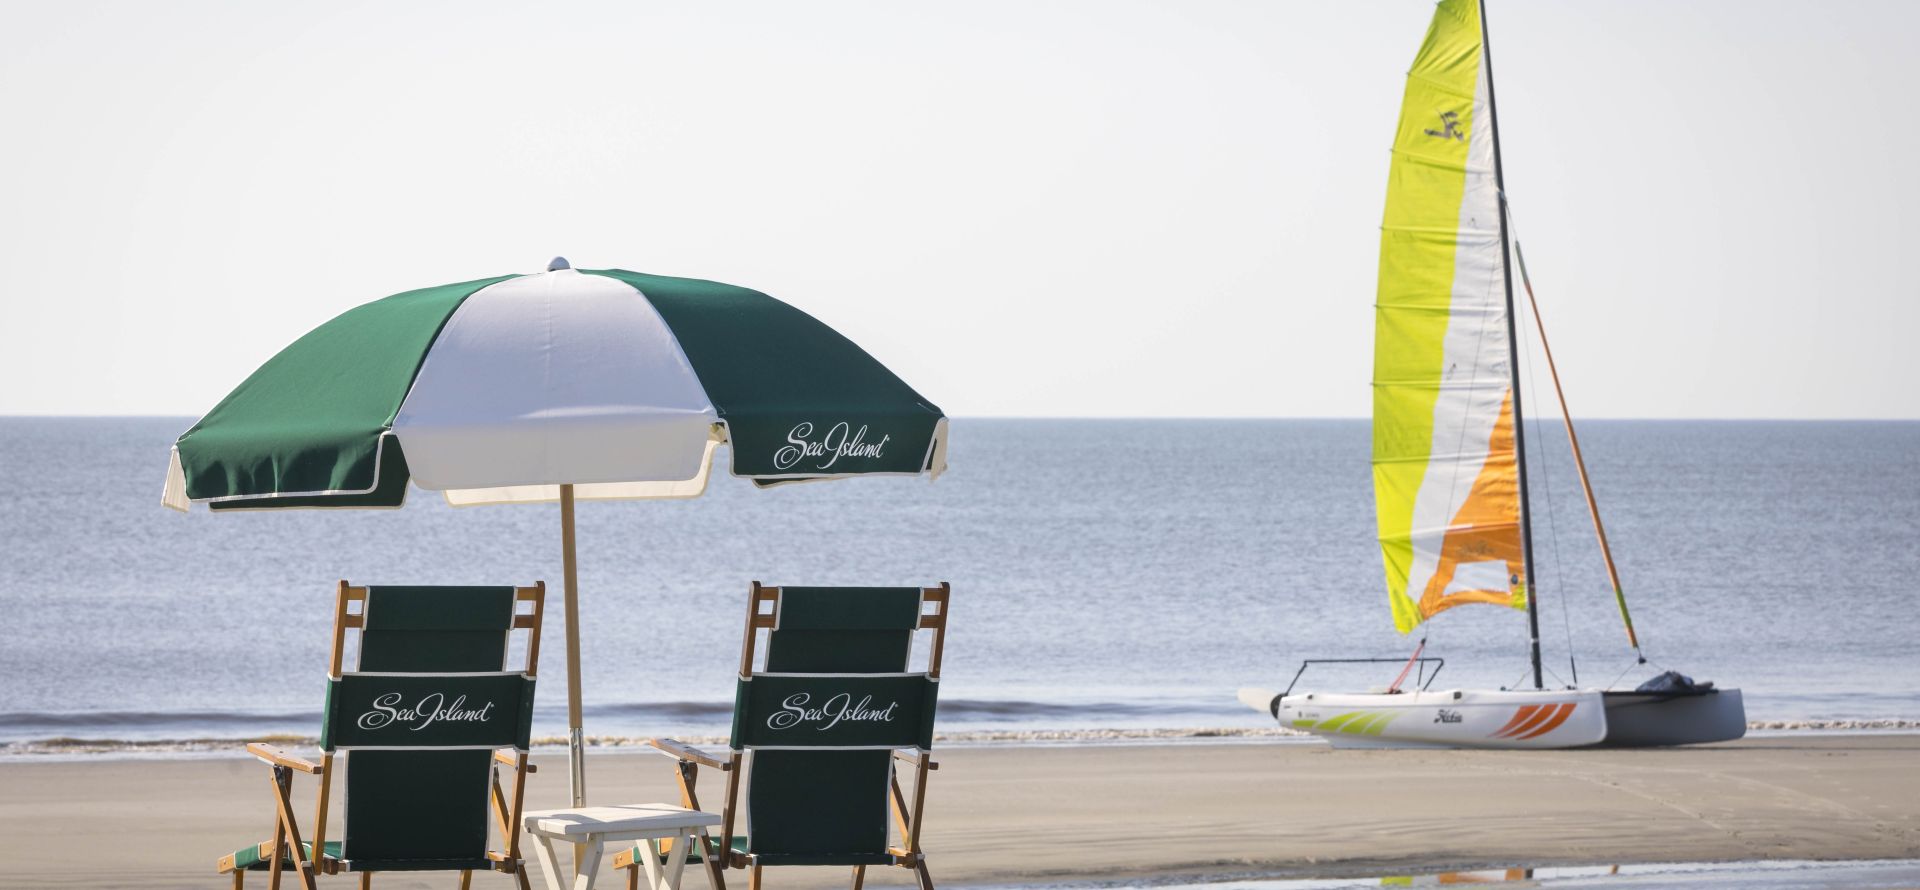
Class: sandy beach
1,735,1916,888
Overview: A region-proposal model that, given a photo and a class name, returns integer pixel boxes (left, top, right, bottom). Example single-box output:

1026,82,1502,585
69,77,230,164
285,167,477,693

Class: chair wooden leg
914,860,933,890
459,868,472,889
628,862,640,890
851,864,866,890
268,812,285,890
263,766,318,890
697,832,726,890
233,870,245,890
748,863,763,890
514,862,532,890
359,873,371,889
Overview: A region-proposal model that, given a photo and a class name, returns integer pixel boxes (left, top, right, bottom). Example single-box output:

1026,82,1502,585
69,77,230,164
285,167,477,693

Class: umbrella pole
560,483,586,808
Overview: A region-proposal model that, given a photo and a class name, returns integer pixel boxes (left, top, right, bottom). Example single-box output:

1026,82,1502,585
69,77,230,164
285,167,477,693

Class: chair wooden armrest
894,748,938,770
247,742,322,774
494,748,537,772
647,737,732,771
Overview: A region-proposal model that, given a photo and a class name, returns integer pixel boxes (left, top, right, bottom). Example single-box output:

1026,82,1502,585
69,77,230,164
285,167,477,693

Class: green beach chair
216,581,546,890
613,582,950,890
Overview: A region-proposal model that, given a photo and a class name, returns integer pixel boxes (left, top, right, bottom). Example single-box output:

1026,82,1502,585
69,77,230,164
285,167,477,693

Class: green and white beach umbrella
163,259,947,803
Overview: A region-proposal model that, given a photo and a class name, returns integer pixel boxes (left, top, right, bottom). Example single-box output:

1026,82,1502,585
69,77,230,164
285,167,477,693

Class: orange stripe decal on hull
1490,705,1540,738
1492,703,1556,739
1514,703,1577,740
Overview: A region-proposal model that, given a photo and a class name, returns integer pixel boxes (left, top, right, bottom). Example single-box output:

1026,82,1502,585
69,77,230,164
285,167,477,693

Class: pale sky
2,1,1916,419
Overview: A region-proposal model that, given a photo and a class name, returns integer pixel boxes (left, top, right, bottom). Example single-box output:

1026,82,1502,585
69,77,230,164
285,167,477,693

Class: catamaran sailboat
1239,0,1745,749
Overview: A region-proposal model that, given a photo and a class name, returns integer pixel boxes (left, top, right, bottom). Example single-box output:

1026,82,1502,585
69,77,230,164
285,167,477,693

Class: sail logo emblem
1423,110,1464,141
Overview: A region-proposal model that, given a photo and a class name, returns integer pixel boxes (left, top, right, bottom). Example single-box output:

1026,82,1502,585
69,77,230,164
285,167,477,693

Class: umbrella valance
163,267,947,510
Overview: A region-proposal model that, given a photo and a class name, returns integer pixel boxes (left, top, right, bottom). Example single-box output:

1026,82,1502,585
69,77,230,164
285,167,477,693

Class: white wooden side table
523,803,722,890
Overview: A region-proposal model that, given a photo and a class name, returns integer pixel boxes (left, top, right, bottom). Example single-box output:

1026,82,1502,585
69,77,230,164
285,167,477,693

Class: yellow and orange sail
1374,0,1526,633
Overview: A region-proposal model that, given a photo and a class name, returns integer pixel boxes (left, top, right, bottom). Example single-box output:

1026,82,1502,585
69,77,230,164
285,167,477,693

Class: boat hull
1276,688,1608,749
1597,688,1745,746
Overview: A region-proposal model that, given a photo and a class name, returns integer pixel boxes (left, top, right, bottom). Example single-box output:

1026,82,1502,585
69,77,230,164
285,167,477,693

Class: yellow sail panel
1374,0,1525,633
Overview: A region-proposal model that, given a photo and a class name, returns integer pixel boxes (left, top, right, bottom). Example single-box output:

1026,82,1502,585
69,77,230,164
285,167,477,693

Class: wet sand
1,735,1916,888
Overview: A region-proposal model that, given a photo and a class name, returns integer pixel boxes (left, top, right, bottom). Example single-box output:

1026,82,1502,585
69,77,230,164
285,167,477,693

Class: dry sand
1,735,1916,888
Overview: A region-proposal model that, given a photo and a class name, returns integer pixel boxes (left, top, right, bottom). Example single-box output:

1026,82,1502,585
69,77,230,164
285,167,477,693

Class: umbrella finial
547,256,571,272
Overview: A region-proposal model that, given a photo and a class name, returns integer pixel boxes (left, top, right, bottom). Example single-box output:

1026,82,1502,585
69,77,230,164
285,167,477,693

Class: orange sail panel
1414,393,1526,622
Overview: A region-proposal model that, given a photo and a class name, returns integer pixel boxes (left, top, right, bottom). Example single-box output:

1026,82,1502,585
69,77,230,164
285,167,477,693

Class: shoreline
958,858,1920,889
3,735,1917,887
7,720,1920,760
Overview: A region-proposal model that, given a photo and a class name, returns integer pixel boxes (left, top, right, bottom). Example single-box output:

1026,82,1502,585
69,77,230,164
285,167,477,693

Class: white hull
1244,687,1609,749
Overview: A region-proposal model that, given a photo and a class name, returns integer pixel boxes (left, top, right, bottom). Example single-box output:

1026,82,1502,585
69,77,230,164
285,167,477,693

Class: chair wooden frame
613,582,949,890
216,581,547,890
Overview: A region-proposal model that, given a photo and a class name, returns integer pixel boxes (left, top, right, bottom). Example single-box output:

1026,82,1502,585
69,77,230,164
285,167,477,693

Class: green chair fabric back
733,587,938,866
318,586,534,872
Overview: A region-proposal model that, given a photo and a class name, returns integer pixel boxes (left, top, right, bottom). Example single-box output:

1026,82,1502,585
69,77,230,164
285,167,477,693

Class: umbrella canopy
164,264,946,508
163,260,947,804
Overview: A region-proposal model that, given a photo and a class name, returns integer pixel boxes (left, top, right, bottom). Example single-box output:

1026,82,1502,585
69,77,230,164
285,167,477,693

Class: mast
1477,0,1545,690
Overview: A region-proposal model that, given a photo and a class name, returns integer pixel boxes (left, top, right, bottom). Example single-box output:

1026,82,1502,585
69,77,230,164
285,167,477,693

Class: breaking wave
5,718,1917,759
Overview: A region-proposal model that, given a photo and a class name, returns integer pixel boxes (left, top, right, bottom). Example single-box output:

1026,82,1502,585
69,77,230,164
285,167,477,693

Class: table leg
531,835,567,890
639,837,666,890
573,837,604,890
662,833,690,890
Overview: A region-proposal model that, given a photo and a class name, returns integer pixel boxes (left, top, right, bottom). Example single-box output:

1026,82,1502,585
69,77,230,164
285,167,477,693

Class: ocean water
0,417,1915,750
